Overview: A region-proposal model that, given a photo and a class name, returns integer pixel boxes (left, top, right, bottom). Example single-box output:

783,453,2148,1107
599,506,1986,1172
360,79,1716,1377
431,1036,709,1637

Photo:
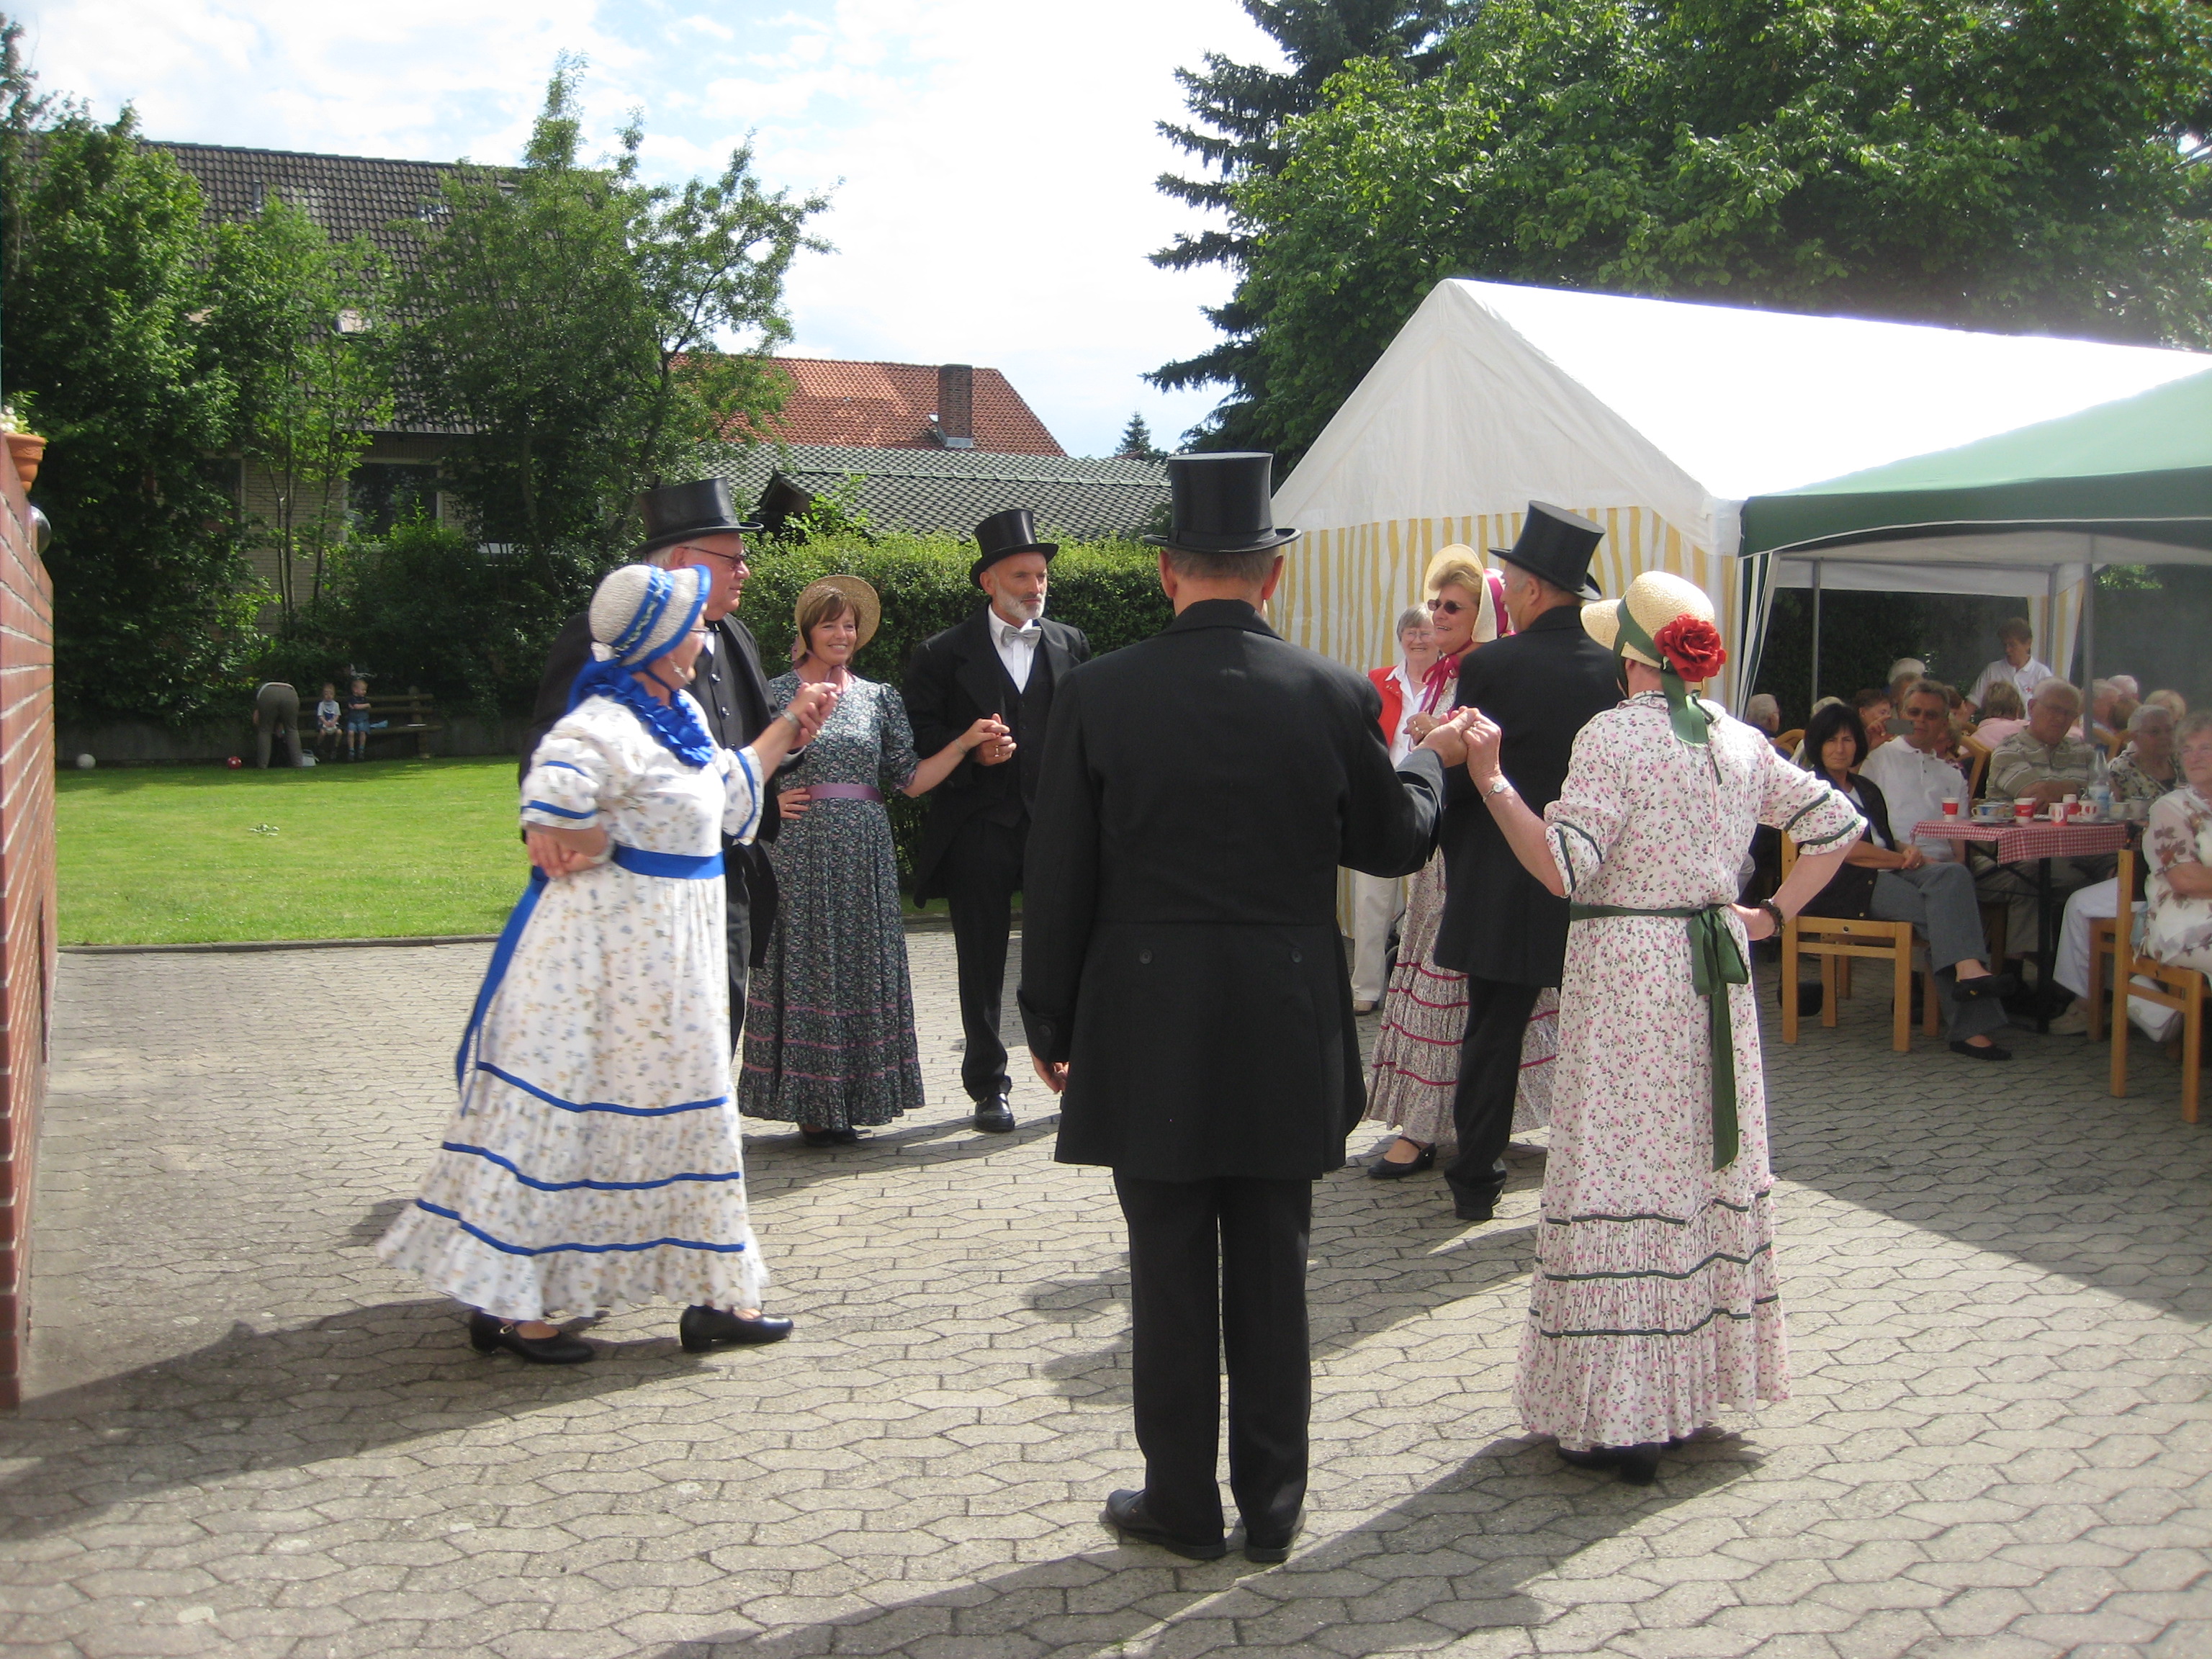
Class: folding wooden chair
1779,837,1941,1053
2085,854,2147,1041
1775,728,1804,761
2110,848,2207,1123
1959,736,1992,802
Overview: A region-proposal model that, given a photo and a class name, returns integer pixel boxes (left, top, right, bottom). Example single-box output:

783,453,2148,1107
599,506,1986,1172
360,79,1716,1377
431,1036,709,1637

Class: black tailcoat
1018,601,1445,1182
902,609,1089,902
1431,604,1622,985
523,607,787,962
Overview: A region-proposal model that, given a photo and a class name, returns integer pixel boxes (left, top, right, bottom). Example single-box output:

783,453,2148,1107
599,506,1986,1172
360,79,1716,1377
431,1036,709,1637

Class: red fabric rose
1652,615,1727,682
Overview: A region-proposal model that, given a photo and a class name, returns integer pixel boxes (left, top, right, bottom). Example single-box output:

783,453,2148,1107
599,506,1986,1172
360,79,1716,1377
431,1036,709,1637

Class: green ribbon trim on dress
1566,902,1748,1170
1614,605,1716,749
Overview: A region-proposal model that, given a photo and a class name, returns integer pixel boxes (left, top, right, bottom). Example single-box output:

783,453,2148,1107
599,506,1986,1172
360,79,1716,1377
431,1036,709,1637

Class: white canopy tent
1269,279,2211,705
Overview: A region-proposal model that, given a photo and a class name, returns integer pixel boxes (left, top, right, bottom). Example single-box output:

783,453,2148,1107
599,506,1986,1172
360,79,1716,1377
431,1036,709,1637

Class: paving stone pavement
4,935,2211,1659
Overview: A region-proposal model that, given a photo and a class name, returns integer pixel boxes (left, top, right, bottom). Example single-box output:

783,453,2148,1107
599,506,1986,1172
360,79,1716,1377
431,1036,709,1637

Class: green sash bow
1566,902,1748,1169
1614,604,1717,749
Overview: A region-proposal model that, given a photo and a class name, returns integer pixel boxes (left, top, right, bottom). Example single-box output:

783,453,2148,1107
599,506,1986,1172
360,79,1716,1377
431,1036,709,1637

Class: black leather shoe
1557,1442,1663,1485
1102,1489,1228,1560
1955,973,2018,1002
799,1127,839,1148
1949,1038,2013,1061
679,1305,794,1352
467,1312,593,1364
1243,1515,1303,1564
973,1092,1016,1134
1452,1199,1500,1223
1367,1142,1434,1179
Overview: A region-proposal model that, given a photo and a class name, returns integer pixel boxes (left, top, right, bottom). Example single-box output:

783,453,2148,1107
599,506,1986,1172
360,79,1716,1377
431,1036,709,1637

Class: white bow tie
1001,624,1039,649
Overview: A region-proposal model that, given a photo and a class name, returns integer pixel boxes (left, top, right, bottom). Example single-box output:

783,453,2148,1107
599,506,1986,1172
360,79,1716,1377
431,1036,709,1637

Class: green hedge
733,531,1172,889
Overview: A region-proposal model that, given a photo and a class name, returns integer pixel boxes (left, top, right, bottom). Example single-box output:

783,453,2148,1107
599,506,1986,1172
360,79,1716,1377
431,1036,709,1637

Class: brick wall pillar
0,441,56,1410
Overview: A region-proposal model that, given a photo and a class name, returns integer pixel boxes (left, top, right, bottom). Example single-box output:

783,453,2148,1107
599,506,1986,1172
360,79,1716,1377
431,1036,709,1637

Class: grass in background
58,758,531,944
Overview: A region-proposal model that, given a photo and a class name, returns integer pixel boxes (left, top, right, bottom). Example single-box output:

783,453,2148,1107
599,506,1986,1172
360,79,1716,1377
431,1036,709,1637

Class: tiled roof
741,359,1064,454
149,141,459,274
708,444,1169,543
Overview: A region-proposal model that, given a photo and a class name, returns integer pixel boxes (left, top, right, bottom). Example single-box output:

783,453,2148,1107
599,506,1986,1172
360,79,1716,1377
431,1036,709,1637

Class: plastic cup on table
1942,799,1960,817
2014,798,2036,823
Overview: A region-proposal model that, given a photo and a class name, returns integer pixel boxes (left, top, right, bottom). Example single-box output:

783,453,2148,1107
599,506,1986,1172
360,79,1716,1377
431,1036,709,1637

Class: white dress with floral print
378,691,770,1321
2144,785,2212,975
1519,693,1863,1450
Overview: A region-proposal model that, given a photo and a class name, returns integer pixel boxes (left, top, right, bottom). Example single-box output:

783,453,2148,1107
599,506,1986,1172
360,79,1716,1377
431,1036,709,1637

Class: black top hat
1491,501,1605,600
1143,452,1296,554
635,478,763,557
970,508,1058,585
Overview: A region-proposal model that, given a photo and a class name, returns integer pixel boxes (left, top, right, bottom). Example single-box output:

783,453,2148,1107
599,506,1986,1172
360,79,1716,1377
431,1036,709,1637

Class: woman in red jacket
1352,605,1440,1007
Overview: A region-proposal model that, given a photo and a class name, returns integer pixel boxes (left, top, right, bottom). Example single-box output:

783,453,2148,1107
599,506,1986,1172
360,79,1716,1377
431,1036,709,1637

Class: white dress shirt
1860,737,1968,860
1969,655,2054,709
992,611,1042,691
1385,662,1424,763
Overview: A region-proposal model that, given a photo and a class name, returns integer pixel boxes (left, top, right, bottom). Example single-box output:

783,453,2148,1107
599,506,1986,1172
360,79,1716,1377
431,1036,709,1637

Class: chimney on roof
935,364,976,449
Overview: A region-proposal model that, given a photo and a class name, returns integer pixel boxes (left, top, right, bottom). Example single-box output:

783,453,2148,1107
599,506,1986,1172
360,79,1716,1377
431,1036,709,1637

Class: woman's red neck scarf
1420,569,1513,710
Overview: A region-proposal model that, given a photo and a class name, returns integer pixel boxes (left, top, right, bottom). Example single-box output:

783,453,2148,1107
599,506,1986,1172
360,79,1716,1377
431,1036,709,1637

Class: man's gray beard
995,595,1045,624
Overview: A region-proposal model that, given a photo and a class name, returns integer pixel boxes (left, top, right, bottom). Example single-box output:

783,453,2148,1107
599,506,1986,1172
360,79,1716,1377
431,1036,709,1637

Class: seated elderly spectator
1862,678,1970,860
1972,680,2028,748
1853,687,1895,752
2111,674,2141,701
1968,617,2054,715
1977,679,2108,958
2085,679,2124,747
1887,658,1928,711
2142,711,2212,984
2110,703,2181,806
1801,703,2015,1059
2148,688,2189,721
1745,691,1782,739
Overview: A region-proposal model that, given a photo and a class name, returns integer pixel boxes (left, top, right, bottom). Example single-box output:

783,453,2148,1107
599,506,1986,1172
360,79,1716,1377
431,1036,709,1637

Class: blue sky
17,0,1280,457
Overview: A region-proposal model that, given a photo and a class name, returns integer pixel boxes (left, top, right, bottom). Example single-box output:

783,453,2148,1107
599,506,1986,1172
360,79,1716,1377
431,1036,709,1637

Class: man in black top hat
523,478,801,1051
902,508,1090,1133
1431,502,1622,1221
1020,451,1465,1563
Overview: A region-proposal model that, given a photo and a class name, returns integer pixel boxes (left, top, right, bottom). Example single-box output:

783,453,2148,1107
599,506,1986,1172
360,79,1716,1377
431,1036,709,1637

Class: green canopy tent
1737,369,2212,706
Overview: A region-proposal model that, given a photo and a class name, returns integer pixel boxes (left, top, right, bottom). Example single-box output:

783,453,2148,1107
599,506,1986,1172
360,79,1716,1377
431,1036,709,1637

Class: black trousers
940,816,1025,1102
1113,1172,1312,1545
724,868,753,1058
1442,975,1545,1213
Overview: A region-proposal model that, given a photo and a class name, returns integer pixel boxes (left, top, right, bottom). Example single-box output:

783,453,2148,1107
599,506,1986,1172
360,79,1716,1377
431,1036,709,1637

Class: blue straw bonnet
588,564,710,670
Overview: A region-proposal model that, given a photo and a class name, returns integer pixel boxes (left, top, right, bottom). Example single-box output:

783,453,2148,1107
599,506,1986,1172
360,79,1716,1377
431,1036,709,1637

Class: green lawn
58,758,533,944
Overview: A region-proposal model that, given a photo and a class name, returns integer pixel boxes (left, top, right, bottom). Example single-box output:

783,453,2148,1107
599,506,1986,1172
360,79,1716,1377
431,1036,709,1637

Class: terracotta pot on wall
4,433,45,490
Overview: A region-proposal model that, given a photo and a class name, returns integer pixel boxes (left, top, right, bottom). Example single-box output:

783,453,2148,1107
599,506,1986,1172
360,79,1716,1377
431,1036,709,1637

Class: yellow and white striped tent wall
1267,505,1743,707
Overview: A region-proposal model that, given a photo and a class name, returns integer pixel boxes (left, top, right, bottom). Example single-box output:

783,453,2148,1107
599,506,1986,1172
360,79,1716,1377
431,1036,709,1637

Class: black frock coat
1017,601,1447,1183
1431,603,1624,986
522,608,788,958
902,608,1089,902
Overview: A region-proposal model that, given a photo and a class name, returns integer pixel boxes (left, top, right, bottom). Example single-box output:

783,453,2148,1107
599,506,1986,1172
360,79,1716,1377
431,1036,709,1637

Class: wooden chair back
2109,847,2207,1123
1775,729,1804,760
1959,735,1992,801
1777,835,1938,1053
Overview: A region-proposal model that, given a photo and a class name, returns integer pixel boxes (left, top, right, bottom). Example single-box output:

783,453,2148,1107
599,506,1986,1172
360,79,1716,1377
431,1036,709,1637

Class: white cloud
17,0,1279,455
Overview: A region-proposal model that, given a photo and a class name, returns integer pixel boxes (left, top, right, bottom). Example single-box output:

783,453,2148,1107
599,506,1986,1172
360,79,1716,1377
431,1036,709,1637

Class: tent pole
2082,539,2098,703
1808,560,1822,711
2045,567,2059,677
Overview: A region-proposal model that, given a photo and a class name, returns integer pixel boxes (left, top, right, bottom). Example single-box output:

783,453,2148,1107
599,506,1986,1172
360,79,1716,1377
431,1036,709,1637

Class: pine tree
1148,1,1460,448
1115,411,1164,460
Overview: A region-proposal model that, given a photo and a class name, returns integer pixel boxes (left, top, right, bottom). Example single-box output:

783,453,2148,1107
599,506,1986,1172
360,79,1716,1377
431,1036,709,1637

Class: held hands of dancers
966,715,1015,767
1416,706,1488,770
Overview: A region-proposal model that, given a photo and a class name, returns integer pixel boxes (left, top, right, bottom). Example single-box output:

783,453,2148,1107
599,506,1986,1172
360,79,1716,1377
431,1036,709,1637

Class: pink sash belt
806,783,884,803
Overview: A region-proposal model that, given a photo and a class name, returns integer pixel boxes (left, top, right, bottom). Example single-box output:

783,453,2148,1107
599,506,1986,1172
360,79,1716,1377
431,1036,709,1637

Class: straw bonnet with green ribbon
1579,570,1730,748
1570,570,1748,1169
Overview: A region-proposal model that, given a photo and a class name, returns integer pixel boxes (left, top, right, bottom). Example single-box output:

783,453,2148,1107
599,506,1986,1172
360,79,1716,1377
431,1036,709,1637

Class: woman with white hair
1362,547,1557,1177
379,565,836,1363
1349,605,1440,1010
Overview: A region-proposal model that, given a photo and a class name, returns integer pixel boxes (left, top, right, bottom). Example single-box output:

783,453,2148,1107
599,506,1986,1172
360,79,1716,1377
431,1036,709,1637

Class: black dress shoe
972,1092,1016,1133
1243,1515,1303,1564
1367,1142,1434,1179
678,1305,794,1352
799,1127,839,1148
467,1312,594,1364
1949,1038,2013,1061
1452,1200,1499,1223
1956,973,2018,1002
1557,1442,1663,1485
1102,1489,1229,1560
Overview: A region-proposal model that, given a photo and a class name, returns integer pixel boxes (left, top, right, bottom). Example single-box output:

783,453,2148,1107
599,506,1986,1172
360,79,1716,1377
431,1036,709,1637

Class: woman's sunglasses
1426,598,1467,616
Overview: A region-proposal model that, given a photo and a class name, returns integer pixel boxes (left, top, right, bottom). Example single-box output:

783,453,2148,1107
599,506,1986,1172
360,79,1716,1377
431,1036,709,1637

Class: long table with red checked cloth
1912,818,2134,1030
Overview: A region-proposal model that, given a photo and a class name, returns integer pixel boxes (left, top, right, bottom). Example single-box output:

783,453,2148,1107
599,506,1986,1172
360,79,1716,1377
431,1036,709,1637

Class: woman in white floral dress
379,565,835,1364
1457,572,1862,1482
2142,711,2212,975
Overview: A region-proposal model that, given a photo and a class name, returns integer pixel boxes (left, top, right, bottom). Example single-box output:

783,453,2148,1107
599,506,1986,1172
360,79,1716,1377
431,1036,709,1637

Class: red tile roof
741,359,1064,455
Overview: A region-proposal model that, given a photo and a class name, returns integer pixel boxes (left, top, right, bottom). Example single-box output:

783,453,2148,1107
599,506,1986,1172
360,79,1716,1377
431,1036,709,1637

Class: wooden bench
297,689,445,760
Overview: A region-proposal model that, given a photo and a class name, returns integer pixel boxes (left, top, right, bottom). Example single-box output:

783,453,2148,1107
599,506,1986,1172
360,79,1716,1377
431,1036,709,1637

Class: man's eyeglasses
674,543,749,572
1426,598,1467,616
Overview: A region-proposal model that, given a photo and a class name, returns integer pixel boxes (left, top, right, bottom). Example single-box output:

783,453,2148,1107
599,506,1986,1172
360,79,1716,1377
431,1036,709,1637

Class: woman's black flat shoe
1367,1142,1435,1179
1956,974,2018,1002
1558,1442,1663,1485
468,1313,593,1364
799,1128,839,1148
1950,1039,2013,1061
680,1305,795,1352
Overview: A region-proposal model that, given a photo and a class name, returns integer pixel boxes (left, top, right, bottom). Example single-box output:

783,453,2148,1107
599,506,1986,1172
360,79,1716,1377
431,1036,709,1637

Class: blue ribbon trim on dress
440,1141,743,1192
452,843,725,1110
411,1198,750,1255
475,1062,731,1117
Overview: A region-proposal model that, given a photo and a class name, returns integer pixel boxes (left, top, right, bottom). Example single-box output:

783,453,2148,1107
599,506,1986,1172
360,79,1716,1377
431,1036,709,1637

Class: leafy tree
1223,0,2212,460
1115,411,1166,459
397,61,830,583
1,28,263,726
1148,1,1463,447
202,197,393,626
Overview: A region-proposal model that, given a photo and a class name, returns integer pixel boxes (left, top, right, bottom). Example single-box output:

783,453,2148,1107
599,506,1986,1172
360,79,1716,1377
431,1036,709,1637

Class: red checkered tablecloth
1912,819,2131,863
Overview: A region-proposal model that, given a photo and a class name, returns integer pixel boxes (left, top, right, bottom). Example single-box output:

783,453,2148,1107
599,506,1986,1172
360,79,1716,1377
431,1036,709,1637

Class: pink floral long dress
2144,783,2212,973
1519,691,1862,1450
